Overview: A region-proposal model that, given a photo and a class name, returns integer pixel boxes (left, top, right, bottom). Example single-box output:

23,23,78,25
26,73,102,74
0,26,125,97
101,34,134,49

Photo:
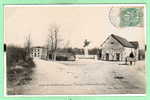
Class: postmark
109,7,144,28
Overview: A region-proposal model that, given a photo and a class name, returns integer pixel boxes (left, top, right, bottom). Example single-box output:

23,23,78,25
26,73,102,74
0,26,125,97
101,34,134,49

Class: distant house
55,52,75,61
100,34,139,61
48,51,76,61
30,46,48,59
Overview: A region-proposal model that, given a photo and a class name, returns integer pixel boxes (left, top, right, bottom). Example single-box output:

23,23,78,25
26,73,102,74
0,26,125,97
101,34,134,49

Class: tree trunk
53,52,56,61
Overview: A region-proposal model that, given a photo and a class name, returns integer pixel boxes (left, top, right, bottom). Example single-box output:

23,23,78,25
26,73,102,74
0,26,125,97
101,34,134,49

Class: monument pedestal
75,47,98,60
84,46,88,56
75,40,98,61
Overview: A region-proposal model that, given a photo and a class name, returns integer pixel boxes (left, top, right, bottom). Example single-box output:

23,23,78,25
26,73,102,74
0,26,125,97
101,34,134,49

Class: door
106,53,109,61
116,53,120,61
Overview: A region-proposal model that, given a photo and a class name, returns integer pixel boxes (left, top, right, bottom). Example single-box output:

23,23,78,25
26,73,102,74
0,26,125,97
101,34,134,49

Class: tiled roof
111,34,137,48
129,41,139,49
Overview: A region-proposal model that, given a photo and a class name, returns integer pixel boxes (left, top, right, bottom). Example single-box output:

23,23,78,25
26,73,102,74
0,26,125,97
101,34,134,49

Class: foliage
46,24,60,61
6,45,35,72
88,48,99,55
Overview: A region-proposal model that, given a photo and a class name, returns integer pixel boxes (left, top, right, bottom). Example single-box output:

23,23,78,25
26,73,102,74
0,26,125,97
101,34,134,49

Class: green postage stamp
109,7,144,28
120,8,144,27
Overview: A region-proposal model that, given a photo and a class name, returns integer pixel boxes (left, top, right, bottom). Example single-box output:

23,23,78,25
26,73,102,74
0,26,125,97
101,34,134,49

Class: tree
89,48,99,55
46,24,60,61
24,34,32,58
83,39,90,47
7,45,26,69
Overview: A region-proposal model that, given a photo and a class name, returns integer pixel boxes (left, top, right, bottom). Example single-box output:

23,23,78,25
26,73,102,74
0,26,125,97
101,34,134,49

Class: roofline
100,34,111,47
100,34,137,48
111,34,135,48
31,46,46,49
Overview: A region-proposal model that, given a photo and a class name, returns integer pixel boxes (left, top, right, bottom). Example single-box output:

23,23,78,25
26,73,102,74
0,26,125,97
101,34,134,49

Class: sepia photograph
4,4,146,95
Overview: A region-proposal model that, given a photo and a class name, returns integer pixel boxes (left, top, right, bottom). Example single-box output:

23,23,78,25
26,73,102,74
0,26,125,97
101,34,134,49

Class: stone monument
83,39,90,56
75,39,97,60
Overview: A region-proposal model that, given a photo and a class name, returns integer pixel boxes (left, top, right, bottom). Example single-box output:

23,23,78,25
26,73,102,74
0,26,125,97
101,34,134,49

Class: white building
30,46,47,59
100,34,139,61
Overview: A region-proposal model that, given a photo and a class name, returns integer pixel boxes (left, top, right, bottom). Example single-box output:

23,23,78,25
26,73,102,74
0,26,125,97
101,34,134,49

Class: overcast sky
4,5,145,49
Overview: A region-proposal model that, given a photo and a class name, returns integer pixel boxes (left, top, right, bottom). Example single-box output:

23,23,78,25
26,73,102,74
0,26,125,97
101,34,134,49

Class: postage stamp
109,7,144,28
120,8,144,27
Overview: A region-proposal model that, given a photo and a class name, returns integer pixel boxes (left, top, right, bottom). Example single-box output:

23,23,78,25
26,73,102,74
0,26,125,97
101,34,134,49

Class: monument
83,39,90,56
75,39,97,60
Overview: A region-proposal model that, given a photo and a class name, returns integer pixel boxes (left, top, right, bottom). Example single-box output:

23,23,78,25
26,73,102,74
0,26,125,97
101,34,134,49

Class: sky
4,5,145,49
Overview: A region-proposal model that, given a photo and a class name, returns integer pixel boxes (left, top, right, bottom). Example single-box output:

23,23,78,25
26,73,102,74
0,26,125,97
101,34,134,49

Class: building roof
31,46,47,49
111,34,138,48
129,41,139,49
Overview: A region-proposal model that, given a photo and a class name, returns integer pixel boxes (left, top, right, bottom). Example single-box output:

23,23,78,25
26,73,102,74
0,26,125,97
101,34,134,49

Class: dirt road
12,59,145,95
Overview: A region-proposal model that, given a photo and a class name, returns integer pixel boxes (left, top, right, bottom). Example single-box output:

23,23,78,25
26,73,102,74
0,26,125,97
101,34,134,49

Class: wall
30,47,43,59
123,47,139,61
101,36,124,61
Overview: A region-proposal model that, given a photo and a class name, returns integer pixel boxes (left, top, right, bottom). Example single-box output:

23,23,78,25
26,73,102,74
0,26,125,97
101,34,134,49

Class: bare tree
24,34,32,58
47,24,60,61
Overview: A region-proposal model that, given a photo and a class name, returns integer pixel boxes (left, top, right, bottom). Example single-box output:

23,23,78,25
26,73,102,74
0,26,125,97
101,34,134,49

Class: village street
14,59,145,95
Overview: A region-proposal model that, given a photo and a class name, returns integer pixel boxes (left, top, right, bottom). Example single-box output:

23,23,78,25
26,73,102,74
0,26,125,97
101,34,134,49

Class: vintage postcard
4,4,146,95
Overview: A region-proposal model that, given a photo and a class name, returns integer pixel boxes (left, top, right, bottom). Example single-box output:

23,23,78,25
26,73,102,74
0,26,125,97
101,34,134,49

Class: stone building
100,34,139,61
30,46,47,59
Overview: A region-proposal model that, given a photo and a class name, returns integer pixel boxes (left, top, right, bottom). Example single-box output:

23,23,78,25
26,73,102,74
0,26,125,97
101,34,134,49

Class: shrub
6,45,35,72
7,45,26,70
